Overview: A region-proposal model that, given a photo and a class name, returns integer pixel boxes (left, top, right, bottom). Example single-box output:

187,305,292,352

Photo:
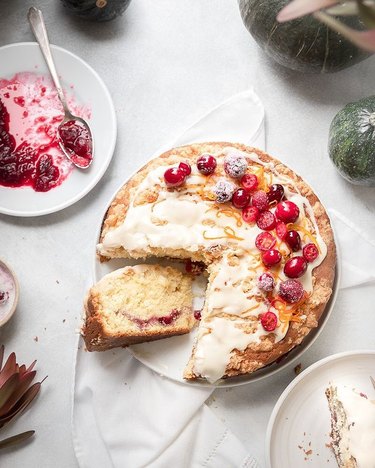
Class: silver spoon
27,7,93,169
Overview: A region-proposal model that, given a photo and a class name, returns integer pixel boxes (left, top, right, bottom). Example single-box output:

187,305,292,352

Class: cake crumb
294,363,302,375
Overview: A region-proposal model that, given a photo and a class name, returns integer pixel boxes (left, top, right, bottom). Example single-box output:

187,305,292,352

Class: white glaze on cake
98,147,328,382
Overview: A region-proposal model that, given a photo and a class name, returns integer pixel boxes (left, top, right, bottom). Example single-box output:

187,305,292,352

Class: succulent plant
0,345,45,449
278,0,375,51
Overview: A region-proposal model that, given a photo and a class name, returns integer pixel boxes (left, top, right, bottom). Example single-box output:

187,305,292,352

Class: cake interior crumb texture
83,265,195,350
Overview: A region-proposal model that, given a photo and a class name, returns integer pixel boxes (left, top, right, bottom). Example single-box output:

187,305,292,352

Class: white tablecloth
0,1,374,467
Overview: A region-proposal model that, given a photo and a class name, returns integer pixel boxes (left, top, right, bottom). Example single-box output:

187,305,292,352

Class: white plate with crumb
0,42,116,216
266,350,375,467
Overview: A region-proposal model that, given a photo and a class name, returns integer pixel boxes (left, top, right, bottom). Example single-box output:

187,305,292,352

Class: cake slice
82,265,195,351
325,384,375,468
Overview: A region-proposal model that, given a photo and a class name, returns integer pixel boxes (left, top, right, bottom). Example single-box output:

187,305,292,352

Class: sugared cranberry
196,154,217,175
251,190,269,211
178,162,191,176
255,232,276,251
276,221,288,241
257,210,276,231
185,259,205,276
240,173,258,192
258,272,275,292
232,188,250,209
279,279,304,303
164,167,186,187
275,201,300,223
224,153,248,178
268,184,284,203
260,311,278,332
194,310,202,320
303,243,319,263
262,249,282,267
0,290,9,304
285,230,301,252
284,256,307,278
242,206,260,224
213,178,235,203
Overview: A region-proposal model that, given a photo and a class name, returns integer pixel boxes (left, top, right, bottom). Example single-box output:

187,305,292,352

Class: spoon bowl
28,7,93,169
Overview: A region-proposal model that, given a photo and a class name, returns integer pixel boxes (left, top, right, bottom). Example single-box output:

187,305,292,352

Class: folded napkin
329,208,375,290
72,90,264,468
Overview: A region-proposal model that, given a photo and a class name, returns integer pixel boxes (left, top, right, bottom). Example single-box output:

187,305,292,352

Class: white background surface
0,1,374,467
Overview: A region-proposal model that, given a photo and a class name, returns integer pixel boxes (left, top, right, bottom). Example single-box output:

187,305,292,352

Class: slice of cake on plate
325,384,375,468
83,265,194,351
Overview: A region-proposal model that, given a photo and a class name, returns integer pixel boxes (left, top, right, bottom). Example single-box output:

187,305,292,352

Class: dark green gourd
61,0,132,22
329,96,375,186
238,0,371,73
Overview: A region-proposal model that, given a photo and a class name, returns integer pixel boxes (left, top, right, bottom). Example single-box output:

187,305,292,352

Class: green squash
238,0,371,73
329,96,375,186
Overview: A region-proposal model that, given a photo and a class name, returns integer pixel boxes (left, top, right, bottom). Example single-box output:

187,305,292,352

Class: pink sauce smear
0,72,91,192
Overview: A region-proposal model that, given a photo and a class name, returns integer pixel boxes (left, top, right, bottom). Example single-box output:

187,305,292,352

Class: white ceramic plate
92,178,340,388
266,350,375,468
0,42,116,217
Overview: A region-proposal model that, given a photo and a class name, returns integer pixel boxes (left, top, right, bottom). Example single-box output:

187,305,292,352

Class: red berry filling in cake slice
83,265,195,351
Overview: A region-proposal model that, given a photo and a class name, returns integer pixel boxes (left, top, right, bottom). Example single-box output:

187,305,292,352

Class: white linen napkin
329,208,375,290
72,89,264,468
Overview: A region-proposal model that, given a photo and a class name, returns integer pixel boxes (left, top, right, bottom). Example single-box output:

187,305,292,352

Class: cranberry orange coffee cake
83,142,336,383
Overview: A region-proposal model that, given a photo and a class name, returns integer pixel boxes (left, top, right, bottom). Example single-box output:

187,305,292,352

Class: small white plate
266,350,375,468
0,42,116,217
92,179,340,388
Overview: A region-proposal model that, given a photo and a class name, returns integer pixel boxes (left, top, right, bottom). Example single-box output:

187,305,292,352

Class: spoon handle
27,7,70,115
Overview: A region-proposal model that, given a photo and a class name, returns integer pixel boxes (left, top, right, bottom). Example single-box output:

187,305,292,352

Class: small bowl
0,259,19,327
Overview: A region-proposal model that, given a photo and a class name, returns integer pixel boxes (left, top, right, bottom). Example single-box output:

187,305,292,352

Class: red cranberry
262,249,282,267
303,243,319,263
255,232,276,251
178,162,191,176
164,167,186,187
232,188,250,209
267,184,284,203
241,173,258,192
194,310,202,320
284,256,307,278
251,190,269,211
260,311,278,331
196,154,217,175
158,309,179,325
279,279,304,303
34,154,60,192
242,206,260,224
275,200,300,223
257,210,276,231
258,272,275,292
276,221,288,241
285,230,301,252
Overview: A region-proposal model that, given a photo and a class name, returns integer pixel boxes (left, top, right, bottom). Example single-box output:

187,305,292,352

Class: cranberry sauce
126,309,180,329
0,72,90,192
58,120,93,168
